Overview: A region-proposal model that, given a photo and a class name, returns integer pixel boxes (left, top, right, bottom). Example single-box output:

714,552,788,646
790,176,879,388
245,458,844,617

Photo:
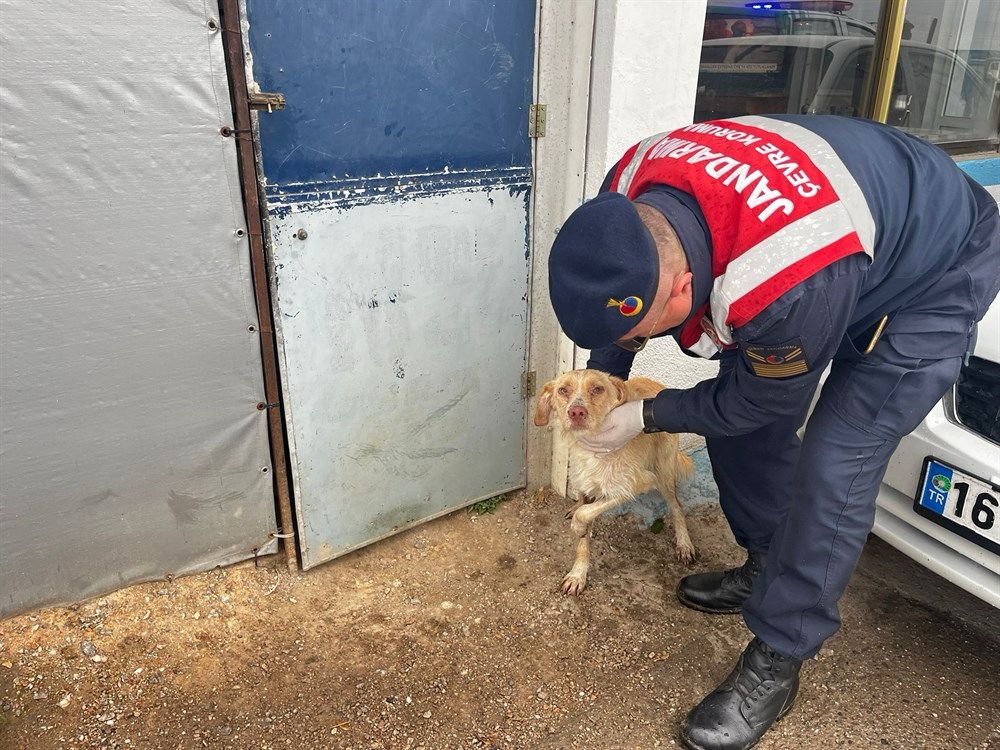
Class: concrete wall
574,0,713,453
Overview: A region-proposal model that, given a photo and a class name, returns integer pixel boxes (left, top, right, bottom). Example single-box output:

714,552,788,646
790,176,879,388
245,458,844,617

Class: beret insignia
607,296,644,317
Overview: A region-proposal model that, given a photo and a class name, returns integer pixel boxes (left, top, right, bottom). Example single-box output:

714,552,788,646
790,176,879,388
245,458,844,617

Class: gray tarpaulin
0,0,278,617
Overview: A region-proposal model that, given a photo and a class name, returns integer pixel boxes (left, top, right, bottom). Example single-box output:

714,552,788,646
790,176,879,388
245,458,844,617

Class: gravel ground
1,488,998,750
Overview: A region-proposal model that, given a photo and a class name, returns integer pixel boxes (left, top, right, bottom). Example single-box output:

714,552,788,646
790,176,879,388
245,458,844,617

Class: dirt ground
2,488,998,750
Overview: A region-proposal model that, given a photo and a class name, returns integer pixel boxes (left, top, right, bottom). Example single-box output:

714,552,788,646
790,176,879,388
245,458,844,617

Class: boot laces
721,554,760,589
734,640,785,704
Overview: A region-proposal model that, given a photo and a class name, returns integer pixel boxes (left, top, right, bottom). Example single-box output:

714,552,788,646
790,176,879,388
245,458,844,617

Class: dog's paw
561,570,588,595
674,542,697,565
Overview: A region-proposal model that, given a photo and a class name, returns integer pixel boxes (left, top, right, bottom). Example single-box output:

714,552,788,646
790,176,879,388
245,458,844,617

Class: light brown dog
534,369,695,595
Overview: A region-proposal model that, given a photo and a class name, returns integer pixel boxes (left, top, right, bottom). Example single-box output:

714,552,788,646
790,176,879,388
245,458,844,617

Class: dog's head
533,369,627,435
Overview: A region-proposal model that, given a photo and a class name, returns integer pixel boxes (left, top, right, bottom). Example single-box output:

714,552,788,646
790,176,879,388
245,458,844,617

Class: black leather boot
677,550,765,614
681,637,801,750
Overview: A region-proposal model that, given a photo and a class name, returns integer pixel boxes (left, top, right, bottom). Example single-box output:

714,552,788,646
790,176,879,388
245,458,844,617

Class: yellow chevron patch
743,340,810,379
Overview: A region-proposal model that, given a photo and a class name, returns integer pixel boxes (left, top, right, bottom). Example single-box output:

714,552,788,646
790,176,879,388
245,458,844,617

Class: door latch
248,91,286,113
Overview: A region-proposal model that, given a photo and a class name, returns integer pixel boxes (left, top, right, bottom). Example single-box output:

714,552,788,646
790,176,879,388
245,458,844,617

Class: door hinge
248,91,286,112
528,104,546,138
521,370,537,399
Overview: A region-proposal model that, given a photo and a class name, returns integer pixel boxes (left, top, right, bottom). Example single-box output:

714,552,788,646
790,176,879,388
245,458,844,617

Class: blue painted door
245,0,536,568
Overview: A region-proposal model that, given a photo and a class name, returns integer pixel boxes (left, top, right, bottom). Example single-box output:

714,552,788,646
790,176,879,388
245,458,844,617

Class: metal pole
217,0,298,572
868,0,909,123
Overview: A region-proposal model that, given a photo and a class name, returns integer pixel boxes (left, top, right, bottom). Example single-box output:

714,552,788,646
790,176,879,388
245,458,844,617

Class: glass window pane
898,0,1000,145
792,17,838,35
696,0,886,122
846,21,877,38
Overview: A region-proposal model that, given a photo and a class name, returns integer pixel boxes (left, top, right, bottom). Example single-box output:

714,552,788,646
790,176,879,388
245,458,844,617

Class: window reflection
696,1,1000,147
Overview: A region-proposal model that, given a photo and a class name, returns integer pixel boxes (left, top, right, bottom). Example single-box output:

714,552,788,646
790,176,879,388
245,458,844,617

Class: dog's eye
590,386,604,396
557,386,569,396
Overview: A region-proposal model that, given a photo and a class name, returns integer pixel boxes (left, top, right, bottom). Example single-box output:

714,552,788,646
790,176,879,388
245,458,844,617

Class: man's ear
533,382,555,426
672,270,694,298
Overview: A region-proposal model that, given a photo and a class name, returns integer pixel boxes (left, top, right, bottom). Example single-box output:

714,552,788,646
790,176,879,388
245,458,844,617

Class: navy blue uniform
588,116,1000,658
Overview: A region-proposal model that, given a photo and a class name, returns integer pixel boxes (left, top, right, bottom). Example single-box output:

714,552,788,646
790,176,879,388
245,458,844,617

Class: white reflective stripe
614,132,671,195
687,332,723,359
732,116,876,256
708,202,859,344
709,286,736,345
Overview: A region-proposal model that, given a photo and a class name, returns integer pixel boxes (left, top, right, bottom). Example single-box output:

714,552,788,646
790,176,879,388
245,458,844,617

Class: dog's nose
568,405,588,421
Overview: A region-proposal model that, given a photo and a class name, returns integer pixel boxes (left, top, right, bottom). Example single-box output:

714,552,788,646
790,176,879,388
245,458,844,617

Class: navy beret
548,192,659,349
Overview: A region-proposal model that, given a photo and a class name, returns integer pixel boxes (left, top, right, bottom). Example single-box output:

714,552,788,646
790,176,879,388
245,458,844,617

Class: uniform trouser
708,187,1000,661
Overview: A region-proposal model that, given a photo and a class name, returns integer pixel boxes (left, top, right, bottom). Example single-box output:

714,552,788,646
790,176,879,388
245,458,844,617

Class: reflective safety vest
610,116,876,358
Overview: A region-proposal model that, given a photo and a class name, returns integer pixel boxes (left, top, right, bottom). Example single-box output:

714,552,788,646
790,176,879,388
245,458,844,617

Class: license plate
914,457,1000,556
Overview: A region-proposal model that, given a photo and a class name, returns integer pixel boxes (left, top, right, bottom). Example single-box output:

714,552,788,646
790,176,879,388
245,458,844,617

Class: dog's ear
611,377,628,406
533,382,555,426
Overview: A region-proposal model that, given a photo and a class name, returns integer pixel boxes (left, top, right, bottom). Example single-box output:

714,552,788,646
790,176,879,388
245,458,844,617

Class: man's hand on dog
575,400,644,454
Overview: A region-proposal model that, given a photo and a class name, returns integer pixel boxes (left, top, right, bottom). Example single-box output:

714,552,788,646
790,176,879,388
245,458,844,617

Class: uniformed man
547,115,1000,750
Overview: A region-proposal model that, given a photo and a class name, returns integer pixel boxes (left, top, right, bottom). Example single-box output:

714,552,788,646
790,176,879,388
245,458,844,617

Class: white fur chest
568,444,655,503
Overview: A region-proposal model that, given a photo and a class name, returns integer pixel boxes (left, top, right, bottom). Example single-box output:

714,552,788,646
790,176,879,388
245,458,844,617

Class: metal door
1,0,279,615
244,0,536,568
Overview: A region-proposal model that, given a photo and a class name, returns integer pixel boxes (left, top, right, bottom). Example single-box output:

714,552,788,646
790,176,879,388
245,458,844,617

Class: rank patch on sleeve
743,340,809,378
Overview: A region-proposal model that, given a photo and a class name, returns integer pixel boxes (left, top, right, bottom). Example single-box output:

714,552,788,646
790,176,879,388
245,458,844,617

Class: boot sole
678,697,797,750
676,583,744,615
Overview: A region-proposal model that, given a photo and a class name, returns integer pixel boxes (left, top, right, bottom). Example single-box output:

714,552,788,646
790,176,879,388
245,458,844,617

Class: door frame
219,0,298,570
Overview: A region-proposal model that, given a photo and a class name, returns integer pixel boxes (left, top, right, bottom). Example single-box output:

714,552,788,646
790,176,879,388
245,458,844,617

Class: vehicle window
899,47,997,143
845,22,876,38
791,17,837,36
696,44,794,121
704,15,783,40
898,0,1000,145
696,2,885,123
820,48,872,117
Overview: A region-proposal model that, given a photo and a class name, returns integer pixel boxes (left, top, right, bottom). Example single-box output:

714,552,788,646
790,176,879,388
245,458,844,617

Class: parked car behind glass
698,35,1000,144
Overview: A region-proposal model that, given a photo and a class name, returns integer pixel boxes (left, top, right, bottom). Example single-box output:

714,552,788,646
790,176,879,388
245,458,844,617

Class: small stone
80,641,97,658
440,601,454,610
536,691,548,700
218,726,232,736
91,654,106,663
192,612,200,620
422,711,432,718
1,661,11,669
58,694,72,709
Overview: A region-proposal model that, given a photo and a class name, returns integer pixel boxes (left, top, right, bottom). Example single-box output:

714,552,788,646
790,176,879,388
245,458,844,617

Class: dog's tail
676,450,695,481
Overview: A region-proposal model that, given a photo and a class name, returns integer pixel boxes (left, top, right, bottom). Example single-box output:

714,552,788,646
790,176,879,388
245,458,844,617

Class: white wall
574,0,714,451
